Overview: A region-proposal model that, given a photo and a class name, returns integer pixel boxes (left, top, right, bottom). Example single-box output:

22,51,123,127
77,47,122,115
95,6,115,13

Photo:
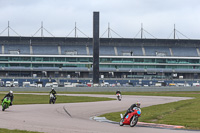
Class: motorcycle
119,107,141,127
49,93,56,104
2,97,11,111
116,93,122,101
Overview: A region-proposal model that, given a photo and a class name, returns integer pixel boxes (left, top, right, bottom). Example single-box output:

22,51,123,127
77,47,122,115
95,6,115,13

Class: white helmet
9,90,13,94
136,101,141,108
9,90,13,96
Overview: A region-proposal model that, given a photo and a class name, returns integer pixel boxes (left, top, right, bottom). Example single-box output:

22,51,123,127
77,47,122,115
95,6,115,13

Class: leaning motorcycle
49,93,56,104
116,93,122,101
2,97,11,111
119,107,141,127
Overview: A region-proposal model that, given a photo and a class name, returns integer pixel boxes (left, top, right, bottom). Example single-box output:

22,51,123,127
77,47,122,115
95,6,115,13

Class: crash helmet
136,101,141,108
9,90,13,96
52,88,54,90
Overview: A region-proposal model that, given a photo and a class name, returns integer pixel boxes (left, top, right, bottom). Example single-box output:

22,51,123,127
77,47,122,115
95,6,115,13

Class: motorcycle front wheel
49,99,52,104
2,104,6,111
119,118,124,126
130,116,138,127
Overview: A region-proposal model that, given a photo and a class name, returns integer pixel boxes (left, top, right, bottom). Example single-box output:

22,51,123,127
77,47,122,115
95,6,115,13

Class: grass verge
99,91,200,130
0,128,41,133
0,94,114,105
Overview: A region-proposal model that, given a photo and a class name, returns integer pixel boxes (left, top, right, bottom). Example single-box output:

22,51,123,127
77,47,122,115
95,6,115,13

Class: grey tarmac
0,94,199,133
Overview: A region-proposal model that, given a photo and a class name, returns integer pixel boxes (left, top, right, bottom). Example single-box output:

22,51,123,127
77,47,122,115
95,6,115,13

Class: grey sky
0,0,200,39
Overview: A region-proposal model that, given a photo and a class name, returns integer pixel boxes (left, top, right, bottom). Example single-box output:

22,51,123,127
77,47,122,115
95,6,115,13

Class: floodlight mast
93,12,100,85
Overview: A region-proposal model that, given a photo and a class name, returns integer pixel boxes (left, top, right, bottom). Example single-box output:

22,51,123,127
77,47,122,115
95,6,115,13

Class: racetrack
0,94,198,133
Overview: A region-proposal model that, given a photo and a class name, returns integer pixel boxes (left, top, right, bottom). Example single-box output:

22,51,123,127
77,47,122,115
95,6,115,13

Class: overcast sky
0,0,200,39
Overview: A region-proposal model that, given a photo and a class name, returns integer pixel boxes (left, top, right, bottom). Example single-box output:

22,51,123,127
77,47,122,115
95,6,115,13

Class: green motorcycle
2,97,11,111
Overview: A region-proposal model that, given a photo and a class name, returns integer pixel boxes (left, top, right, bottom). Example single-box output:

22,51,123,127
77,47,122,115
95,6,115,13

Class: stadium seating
88,46,115,55
172,47,198,57
60,45,87,55
32,45,58,55
2,43,199,57
144,46,170,56
4,44,30,54
117,46,143,56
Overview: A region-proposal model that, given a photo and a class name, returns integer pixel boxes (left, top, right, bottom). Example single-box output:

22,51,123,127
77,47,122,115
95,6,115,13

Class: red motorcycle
119,107,141,127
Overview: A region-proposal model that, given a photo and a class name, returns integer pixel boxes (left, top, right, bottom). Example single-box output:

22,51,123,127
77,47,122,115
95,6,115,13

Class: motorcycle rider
50,88,57,99
123,101,141,119
116,90,121,94
1,90,14,106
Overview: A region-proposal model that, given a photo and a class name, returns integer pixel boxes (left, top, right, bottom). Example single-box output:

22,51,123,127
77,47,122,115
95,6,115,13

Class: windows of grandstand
122,58,133,63
155,51,167,56
100,58,111,62
9,63,30,67
32,57,43,62
32,64,42,67
43,64,54,67
156,65,165,68
156,59,166,63
43,57,54,62
146,65,156,68
0,64,7,67
9,50,20,54
144,59,155,63
78,58,89,62
63,64,85,67
135,58,144,62
66,58,77,62
0,57,8,61
65,50,77,55
9,57,31,62
9,57,20,61
55,57,65,62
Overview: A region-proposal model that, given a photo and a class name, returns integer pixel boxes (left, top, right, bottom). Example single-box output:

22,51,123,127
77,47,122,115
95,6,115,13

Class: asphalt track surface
0,94,199,133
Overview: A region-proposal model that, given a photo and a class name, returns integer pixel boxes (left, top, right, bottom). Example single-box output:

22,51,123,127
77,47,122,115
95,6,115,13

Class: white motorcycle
116,93,122,101
49,93,56,104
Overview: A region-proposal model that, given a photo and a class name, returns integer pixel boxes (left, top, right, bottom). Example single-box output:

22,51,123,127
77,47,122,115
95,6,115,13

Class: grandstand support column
93,12,100,84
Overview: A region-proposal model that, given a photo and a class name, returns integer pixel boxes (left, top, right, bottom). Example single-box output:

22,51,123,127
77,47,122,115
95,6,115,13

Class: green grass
0,128,42,133
99,91,200,130
0,94,114,105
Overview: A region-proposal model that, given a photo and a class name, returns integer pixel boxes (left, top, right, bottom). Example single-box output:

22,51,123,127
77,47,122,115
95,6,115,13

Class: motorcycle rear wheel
130,116,138,127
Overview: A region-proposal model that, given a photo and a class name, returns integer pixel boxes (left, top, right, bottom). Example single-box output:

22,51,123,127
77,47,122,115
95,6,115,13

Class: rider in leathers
2,90,14,106
123,102,141,119
50,88,57,99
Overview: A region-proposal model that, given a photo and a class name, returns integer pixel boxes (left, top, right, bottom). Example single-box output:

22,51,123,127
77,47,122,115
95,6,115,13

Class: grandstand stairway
58,45,61,55
114,47,118,56
169,48,173,56
86,46,90,55
196,48,200,56
30,45,33,54
142,46,146,56
2,45,4,54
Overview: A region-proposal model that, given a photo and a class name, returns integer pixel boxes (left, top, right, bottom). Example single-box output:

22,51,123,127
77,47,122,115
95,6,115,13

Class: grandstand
0,36,200,83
